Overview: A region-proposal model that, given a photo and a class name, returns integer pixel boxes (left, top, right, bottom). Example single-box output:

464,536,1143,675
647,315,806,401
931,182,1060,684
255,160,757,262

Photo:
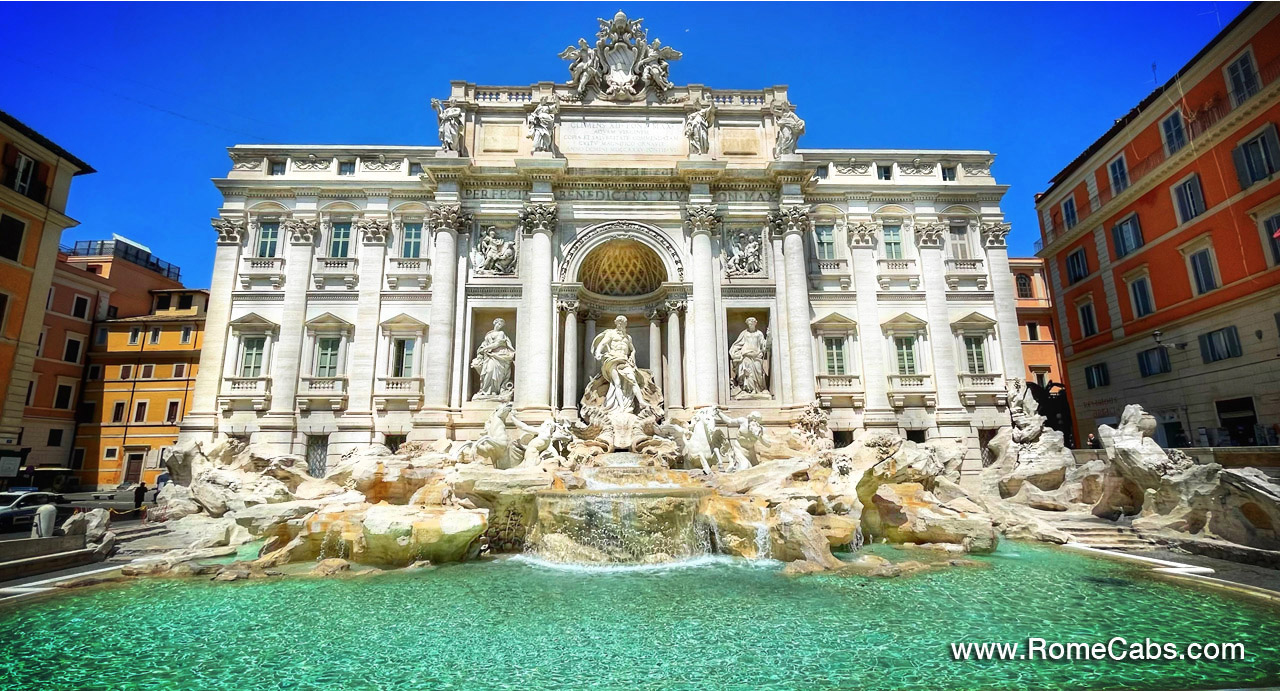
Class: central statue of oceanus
579,315,664,449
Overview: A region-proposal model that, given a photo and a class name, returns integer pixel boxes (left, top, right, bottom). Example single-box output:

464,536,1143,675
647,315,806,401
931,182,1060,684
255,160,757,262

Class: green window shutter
1226,326,1242,357
1198,333,1212,363
1263,124,1280,176
1232,145,1253,190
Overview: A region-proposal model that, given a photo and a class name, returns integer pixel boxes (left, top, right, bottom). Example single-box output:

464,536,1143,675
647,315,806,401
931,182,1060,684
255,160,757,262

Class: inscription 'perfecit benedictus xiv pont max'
181,10,1020,483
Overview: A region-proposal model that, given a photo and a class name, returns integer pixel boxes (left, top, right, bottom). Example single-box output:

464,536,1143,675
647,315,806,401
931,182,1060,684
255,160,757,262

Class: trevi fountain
4,12,1280,691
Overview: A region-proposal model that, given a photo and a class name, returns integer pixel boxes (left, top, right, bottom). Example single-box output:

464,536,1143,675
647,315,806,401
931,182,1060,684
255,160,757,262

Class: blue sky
3,1,1247,288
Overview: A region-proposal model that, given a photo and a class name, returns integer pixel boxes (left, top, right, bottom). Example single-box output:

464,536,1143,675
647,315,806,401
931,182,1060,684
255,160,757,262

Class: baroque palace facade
179,13,1023,479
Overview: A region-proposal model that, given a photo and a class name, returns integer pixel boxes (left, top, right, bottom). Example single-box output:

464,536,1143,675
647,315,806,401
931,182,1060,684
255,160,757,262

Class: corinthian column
647,307,663,389
773,205,817,403
515,203,557,412
180,218,246,443
423,203,469,410
347,217,390,414
664,300,684,409
686,205,720,407
560,300,579,413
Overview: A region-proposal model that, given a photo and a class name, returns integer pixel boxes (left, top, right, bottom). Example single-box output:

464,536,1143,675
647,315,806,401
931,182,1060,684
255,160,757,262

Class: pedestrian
1086,433,1102,450
154,471,170,501
134,482,148,511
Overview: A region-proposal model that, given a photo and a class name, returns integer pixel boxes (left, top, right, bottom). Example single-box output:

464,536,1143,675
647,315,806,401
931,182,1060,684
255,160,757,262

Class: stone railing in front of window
374,377,424,411
886,373,936,409
239,256,285,289
386,256,432,290
810,257,851,289
958,372,1007,407
944,258,988,290
876,258,919,290
297,376,348,411
815,373,864,408
313,257,359,290
218,376,271,412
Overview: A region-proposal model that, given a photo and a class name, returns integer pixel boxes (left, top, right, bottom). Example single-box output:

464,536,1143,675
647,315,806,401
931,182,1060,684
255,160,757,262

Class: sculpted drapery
472,318,515,401
729,317,769,399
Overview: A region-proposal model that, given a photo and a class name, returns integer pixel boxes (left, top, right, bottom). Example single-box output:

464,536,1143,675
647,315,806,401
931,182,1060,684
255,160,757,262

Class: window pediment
950,311,997,331
229,313,279,335
380,313,428,335
305,312,354,335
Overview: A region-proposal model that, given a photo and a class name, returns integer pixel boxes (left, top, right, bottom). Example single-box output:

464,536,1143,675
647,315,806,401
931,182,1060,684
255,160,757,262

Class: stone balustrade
876,258,919,290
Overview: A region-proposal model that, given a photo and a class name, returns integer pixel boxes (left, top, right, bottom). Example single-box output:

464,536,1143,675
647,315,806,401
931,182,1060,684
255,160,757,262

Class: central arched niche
576,238,667,297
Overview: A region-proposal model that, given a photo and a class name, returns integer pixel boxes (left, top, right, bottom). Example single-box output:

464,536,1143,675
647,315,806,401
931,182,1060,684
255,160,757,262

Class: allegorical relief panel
723,227,765,277
470,226,518,276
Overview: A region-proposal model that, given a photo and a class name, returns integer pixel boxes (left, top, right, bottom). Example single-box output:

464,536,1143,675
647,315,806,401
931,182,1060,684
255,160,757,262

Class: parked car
0,491,69,531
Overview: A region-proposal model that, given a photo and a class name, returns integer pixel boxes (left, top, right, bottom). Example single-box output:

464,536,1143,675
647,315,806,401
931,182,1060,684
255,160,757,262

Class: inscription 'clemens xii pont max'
558,120,685,155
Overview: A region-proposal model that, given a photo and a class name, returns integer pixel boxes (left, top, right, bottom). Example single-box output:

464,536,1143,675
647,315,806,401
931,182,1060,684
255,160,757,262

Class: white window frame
53,381,76,410
1084,362,1110,389
180,325,193,344
1170,172,1206,224
128,327,141,345
1111,213,1143,258
164,398,182,424
881,222,905,260
1124,268,1156,319
256,220,280,258
1061,197,1078,229
238,336,269,378
1076,297,1098,338
1224,46,1261,108
1252,199,1280,268
1236,124,1278,187
946,221,972,260
400,220,425,259
822,336,847,375
110,401,126,423
172,362,187,379
1179,235,1220,296
1108,154,1130,194
71,294,91,320
1160,109,1188,156
1026,322,1040,342
1066,247,1089,283
813,223,837,261
12,152,36,195
149,327,161,345
876,164,892,180
337,159,357,176
62,333,86,365
140,364,154,379
119,364,133,380
104,446,119,460
328,221,353,258
133,400,148,423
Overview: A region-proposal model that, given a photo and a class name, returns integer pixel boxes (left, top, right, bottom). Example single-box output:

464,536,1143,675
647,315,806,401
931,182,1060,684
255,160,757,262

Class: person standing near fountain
472,318,515,401
591,315,648,416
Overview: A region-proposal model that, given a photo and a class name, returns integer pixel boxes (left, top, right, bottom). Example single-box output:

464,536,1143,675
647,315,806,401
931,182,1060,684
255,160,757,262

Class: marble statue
558,12,682,101
559,39,603,100
471,227,516,275
471,318,515,401
635,38,679,93
772,104,806,158
683,407,727,474
716,409,766,471
592,315,648,416
684,101,715,155
453,403,517,468
1008,379,1046,444
525,98,559,153
509,415,573,468
431,98,464,153
729,318,770,400
724,231,762,276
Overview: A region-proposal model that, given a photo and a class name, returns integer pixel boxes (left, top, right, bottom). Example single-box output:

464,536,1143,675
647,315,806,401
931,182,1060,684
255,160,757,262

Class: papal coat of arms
558,11,683,102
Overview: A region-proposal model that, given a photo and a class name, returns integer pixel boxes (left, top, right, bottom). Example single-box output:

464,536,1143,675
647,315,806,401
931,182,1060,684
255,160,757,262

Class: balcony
886,373,936,408
375,377,423,411
218,376,271,412
809,257,850,289
239,256,285,289
297,376,348,411
876,258,919,290
815,373,864,408
313,257,359,289
944,258,987,290
958,372,1007,407
386,256,432,290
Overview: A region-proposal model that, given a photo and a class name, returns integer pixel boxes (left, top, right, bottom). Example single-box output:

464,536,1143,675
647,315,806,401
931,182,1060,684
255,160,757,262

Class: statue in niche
579,315,665,449
525,98,559,153
470,227,516,275
592,315,648,416
772,103,806,158
471,318,515,402
729,317,770,400
724,231,762,276
431,98,464,153
684,100,715,155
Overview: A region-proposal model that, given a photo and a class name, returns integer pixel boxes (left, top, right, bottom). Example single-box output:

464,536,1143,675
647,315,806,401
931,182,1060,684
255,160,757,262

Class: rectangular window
315,337,341,377
823,337,846,375
1235,128,1279,187
149,327,161,345
53,384,73,409
71,448,85,470
166,400,181,424
963,335,987,374
269,160,286,176
156,294,172,311
402,222,423,258
392,338,415,378
1084,362,1110,389
1062,198,1078,229
948,225,971,260
87,365,101,380
129,327,141,345
111,402,126,423
173,363,186,378
12,152,36,195
1109,156,1129,194
62,338,82,364
1173,175,1206,223
894,336,918,375
1266,214,1280,265
329,222,352,258
338,160,356,176
877,165,892,180
1200,326,1243,363
140,364,154,379
257,221,280,258
408,162,423,176
240,337,266,377
941,166,957,181
181,326,193,344
1162,111,1187,154
1137,347,1172,377
1227,52,1261,106
178,294,193,310
133,401,148,423
1078,302,1098,337
47,429,63,447
1027,322,1040,341
1129,276,1155,318
1111,215,1143,257
882,224,903,259
72,295,90,319
814,224,836,260
104,447,119,460
77,401,94,423
96,327,108,345
1066,248,1089,283
0,214,25,262
1189,248,1217,294
120,365,133,380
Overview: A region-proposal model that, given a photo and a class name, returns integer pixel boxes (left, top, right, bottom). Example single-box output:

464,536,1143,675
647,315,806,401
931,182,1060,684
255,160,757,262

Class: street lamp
1152,330,1187,350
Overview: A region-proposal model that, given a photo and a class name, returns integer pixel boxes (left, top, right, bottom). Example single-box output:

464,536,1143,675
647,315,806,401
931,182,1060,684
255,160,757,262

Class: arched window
1016,273,1034,298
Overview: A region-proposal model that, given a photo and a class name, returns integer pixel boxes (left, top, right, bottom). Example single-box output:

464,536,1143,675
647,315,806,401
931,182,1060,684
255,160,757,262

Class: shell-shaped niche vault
576,239,667,297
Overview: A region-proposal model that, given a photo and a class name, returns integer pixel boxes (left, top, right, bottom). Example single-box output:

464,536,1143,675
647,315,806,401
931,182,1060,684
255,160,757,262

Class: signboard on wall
0,455,20,478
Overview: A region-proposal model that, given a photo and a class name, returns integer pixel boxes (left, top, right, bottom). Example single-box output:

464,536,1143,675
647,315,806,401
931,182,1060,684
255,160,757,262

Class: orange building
75,289,207,489
1010,257,1074,445
63,236,183,315
1035,2,1280,448
0,110,94,482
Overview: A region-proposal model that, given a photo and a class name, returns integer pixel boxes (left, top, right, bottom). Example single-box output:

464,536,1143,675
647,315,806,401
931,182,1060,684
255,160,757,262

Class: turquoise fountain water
2,543,1279,690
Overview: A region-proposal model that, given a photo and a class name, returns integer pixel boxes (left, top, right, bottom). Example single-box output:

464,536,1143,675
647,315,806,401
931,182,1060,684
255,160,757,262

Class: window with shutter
0,214,24,263
1200,326,1243,363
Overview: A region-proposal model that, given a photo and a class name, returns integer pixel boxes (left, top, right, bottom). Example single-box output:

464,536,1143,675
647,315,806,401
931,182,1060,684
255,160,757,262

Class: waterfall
526,488,712,565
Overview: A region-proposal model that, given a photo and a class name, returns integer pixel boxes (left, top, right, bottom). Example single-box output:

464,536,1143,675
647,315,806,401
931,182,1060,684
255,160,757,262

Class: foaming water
509,552,778,574
2,543,1279,690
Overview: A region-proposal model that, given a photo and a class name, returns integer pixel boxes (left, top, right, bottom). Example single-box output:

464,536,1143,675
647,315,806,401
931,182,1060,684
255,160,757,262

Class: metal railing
68,240,181,281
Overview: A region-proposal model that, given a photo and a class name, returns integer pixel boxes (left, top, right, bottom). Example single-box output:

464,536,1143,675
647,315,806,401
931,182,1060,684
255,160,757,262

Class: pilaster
772,205,817,404
916,220,963,411
980,222,1025,381
180,218,246,441
515,202,557,412
685,203,720,407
